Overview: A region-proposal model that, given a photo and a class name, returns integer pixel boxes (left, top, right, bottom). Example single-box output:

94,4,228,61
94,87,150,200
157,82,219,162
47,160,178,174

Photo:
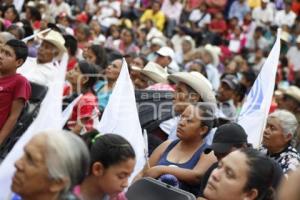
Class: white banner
238,29,281,148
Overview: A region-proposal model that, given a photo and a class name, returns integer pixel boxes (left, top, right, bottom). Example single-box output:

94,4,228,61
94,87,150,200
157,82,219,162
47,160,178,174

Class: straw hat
156,46,175,60
140,62,169,83
280,31,291,43
284,86,300,103
39,30,67,58
168,71,216,103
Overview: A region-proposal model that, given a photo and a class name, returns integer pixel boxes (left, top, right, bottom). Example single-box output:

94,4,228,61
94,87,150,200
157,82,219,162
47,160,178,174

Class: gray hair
269,110,298,137
44,130,90,197
0,32,15,44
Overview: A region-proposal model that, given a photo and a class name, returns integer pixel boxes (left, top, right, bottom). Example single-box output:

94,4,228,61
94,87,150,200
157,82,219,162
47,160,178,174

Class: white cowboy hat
140,61,169,83
39,30,67,58
168,71,216,103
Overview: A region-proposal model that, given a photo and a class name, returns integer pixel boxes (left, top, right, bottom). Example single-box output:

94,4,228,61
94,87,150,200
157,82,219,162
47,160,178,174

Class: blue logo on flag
239,77,264,117
11,194,21,200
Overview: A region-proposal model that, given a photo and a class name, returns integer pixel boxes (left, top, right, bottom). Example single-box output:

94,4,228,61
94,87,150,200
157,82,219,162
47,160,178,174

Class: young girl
66,60,99,135
74,133,136,200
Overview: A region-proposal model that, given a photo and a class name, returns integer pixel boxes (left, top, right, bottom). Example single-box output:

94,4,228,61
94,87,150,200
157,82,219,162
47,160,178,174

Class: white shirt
14,0,24,11
97,0,121,27
171,34,184,53
49,2,71,18
17,57,59,86
161,0,183,23
205,64,220,92
189,10,211,28
287,46,300,71
252,7,273,27
274,10,296,27
246,36,269,51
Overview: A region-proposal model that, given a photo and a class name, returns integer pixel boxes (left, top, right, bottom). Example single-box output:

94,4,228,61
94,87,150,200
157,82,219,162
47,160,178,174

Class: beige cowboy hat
168,71,216,103
140,61,169,83
39,30,67,58
280,31,291,43
284,85,300,103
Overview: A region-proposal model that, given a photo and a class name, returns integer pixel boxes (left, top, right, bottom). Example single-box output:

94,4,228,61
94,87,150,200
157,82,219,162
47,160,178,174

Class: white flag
0,53,68,199
238,29,281,148
95,58,146,182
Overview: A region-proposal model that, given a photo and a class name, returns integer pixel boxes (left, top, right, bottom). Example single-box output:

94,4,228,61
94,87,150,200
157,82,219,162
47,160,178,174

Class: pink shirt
73,186,127,200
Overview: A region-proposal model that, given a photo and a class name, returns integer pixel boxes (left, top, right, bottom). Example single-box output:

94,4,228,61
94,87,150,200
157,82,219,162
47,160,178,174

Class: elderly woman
261,110,300,173
202,148,277,200
142,104,217,196
11,130,90,200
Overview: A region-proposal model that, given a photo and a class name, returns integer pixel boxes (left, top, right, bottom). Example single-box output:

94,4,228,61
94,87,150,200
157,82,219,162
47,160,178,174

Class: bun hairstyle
240,148,281,200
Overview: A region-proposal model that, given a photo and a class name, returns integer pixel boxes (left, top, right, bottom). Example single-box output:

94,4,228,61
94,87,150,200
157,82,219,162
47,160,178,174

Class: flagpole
22,28,51,43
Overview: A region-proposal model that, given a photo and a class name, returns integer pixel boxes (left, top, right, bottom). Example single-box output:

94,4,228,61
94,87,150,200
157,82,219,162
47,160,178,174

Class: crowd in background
1,0,300,199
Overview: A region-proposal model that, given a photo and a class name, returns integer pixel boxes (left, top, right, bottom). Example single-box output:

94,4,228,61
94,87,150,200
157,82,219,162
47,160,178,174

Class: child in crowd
0,39,31,144
66,60,99,135
74,133,136,200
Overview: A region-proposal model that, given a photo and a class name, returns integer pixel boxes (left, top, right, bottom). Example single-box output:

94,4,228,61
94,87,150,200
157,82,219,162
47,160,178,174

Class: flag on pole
0,53,68,199
238,29,281,148
95,58,146,182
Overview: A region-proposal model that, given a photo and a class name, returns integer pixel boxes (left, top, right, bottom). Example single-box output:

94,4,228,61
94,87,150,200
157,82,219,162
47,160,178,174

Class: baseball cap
221,74,239,90
205,123,248,154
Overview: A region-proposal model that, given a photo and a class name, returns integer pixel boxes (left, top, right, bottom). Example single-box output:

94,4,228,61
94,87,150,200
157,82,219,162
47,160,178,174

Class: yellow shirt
140,9,166,31
247,0,261,8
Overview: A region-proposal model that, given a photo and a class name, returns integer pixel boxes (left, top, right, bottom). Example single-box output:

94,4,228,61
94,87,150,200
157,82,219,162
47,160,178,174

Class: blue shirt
228,1,250,22
94,80,112,112
157,139,208,196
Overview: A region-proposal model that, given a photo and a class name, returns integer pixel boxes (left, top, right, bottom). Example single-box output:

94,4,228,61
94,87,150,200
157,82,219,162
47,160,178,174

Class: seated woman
74,133,136,200
66,61,99,135
261,110,300,174
83,44,108,74
94,59,122,112
203,148,279,200
142,104,217,196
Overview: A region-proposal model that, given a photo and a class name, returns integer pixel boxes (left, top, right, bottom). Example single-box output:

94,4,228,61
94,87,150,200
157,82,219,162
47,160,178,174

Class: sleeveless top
157,139,208,196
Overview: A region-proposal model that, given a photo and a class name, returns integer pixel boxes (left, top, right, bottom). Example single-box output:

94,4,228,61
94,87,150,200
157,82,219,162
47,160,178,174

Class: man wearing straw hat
18,30,67,86
133,61,174,91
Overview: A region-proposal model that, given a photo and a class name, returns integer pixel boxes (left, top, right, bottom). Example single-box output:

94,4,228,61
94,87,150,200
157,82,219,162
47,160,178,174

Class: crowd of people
1,0,300,199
